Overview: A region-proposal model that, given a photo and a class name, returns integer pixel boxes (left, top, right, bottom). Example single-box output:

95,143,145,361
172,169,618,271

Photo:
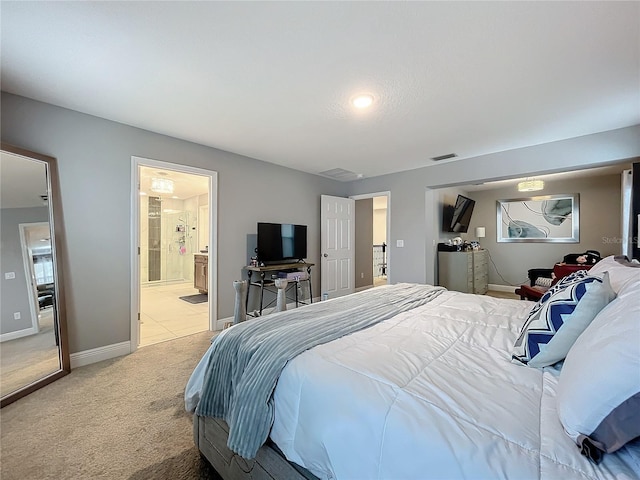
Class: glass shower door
162,210,192,283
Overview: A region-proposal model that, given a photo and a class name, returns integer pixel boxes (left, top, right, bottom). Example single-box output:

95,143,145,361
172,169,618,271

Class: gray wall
355,198,374,288
347,126,640,286
1,206,49,334
463,173,625,286
3,91,638,354
1,93,347,353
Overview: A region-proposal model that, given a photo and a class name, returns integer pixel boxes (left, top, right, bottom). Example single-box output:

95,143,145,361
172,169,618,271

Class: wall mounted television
257,222,308,264
442,195,476,233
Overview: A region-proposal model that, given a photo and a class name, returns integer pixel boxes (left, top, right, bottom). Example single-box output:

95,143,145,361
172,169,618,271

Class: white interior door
321,195,355,299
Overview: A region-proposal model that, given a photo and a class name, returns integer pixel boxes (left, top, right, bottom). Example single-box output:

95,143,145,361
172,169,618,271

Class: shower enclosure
140,196,196,284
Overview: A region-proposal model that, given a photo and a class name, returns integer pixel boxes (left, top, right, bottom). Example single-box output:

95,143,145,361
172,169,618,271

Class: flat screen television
443,194,476,233
257,222,307,264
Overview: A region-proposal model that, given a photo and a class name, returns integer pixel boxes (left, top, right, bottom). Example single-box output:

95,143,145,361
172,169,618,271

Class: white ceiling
1,151,52,252
1,2,638,180
0,151,49,208
139,165,209,199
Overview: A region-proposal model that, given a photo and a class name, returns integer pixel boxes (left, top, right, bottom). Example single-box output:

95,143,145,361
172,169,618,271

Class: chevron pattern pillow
512,271,615,368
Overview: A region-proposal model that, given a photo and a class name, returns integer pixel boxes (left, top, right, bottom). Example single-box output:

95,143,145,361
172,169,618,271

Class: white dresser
438,250,489,294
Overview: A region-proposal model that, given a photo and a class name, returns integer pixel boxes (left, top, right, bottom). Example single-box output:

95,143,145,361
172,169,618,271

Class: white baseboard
215,315,233,330
488,283,518,293
0,326,37,343
70,341,131,369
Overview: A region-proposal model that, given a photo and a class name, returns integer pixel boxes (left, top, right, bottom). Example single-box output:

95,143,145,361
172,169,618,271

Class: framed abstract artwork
496,194,579,243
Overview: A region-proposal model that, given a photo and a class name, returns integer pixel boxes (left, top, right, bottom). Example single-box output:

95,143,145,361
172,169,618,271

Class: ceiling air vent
318,168,360,182
430,153,458,161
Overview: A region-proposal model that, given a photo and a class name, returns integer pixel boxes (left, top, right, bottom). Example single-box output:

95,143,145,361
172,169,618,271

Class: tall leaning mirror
0,143,70,407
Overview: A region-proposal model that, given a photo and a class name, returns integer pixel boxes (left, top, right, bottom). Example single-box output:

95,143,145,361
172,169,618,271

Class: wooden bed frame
193,414,319,480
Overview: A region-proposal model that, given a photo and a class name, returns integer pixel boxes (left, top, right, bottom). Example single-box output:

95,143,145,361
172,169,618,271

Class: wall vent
430,153,458,161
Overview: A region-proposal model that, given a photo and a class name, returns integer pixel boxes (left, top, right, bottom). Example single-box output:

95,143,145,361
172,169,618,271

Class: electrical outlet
360,272,364,279
5,272,16,280
14,312,21,320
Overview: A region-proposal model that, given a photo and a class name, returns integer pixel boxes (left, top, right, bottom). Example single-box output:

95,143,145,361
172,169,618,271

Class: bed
186,256,640,480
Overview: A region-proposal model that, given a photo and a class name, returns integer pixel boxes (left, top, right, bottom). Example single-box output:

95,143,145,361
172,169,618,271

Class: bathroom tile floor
139,281,210,347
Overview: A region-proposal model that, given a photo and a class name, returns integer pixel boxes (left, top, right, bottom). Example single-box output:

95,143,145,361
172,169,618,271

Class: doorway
372,196,388,286
131,157,217,350
352,192,390,290
18,222,52,335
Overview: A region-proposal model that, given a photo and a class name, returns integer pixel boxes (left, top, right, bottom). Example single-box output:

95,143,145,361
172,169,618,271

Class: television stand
243,262,315,316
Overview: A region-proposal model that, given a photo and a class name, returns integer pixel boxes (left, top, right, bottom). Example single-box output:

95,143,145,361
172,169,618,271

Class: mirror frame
1,143,70,407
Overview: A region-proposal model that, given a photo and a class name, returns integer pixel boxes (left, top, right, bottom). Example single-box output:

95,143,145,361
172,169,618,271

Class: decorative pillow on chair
512,271,615,368
556,282,640,463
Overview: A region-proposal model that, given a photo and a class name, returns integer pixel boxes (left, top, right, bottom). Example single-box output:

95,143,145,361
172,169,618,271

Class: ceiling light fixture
351,94,374,109
151,177,174,194
517,178,544,192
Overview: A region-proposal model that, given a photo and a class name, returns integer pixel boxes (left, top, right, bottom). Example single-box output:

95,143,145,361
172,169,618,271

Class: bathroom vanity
194,254,208,294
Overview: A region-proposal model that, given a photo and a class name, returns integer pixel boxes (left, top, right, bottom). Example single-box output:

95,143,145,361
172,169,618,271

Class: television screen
257,222,307,263
444,195,476,233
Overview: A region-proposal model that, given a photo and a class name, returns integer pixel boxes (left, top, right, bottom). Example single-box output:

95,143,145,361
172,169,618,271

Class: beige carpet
1,308,60,397
1,331,221,480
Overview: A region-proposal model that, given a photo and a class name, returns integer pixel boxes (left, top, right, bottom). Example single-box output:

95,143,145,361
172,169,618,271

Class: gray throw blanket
195,283,445,459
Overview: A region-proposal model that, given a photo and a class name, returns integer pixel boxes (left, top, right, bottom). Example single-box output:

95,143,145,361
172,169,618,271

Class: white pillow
589,255,640,294
556,289,640,463
512,271,615,368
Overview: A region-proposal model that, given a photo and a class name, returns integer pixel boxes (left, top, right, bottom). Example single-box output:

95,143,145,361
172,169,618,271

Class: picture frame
496,194,579,243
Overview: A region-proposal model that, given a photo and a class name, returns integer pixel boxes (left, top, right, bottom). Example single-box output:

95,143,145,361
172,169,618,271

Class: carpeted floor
1,308,60,397
0,331,221,480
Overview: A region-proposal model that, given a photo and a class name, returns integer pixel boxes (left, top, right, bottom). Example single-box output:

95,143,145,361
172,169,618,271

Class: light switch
5,272,16,280
14,312,21,320
396,240,404,248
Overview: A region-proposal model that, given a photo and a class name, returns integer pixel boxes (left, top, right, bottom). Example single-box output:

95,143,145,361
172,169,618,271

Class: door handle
323,253,328,258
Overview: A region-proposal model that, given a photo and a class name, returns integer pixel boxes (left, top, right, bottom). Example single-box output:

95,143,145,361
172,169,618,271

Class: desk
244,262,314,316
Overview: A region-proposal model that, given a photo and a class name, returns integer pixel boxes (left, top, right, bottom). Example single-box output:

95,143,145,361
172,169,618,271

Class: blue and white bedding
187,284,640,479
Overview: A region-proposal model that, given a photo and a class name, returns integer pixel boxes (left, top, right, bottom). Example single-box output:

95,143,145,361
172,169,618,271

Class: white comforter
270,289,640,480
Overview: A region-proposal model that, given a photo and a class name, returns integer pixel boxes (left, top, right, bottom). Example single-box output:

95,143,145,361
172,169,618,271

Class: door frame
18,222,48,335
350,191,391,283
130,156,218,352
